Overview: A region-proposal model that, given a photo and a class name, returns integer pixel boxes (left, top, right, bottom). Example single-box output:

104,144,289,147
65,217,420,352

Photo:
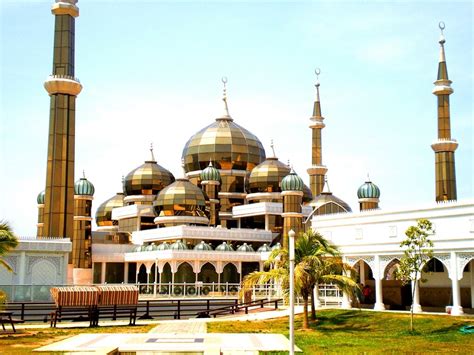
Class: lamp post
289,229,295,355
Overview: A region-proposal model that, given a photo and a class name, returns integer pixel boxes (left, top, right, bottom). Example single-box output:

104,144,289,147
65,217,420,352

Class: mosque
1,0,473,315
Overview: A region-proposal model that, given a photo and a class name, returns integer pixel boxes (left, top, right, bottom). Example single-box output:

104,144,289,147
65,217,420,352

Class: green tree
242,230,356,329
396,219,434,332
0,220,19,271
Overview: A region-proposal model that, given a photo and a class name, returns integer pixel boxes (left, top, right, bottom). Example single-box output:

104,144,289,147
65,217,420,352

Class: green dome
156,242,170,250
194,241,213,251
170,240,188,250
200,161,221,182
271,242,281,251
154,179,207,216
145,243,155,251
237,243,255,252
257,243,271,252
249,157,290,193
75,177,95,196
216,241,234,252
95,193,124,226
281,170,304,192
134,245,142,252
37,190,45,204
357,181,381,199
124,160,175,196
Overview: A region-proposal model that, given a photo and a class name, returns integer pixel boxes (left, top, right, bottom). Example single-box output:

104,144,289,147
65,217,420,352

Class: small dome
357,180,381,199
194,241,213,251
200,161,221,182
170,240,188,250
140,245,147,251
281,170,304,192
124,159,175,196
154,179,207,217
145,243,155,251
75,177,95,196
156,242,170,250
216,241,234,252
271,242,282,251
249,158,290,193
182,119,266,172
237,243,255,252
302,183,313,203
95,193,124,226
134,245,142,252
37,190,45,204
257,243,271,252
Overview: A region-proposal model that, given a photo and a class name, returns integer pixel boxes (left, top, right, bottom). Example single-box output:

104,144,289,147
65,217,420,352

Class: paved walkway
149,320,207,333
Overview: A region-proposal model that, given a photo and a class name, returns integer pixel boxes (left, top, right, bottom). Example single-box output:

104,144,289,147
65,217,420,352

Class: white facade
312,199,474,315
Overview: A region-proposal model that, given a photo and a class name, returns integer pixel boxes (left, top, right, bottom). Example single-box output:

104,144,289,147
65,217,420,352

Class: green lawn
208,309,474,353
0,323,155,354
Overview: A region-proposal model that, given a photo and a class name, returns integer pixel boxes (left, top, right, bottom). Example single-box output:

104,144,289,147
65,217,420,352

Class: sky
0,0,472,237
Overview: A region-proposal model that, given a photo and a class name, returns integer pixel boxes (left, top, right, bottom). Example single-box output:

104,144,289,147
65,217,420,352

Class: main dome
182,119,266,172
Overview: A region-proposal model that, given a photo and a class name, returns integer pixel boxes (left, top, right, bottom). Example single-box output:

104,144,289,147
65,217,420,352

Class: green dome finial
357,178,381,199
200,160,221,182
281,168,304,192
37,190,45,204
74,172,95,196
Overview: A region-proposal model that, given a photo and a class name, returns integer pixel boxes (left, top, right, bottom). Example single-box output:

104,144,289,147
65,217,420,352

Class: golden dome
302,183,313,203
182,119,266,172
124,160,175,196
154,178,207,216
95,192,124,226
249,158,290,193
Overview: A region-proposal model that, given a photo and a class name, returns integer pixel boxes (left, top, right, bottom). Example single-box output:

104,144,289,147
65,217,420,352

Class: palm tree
0,220,19,271
242,230,356,329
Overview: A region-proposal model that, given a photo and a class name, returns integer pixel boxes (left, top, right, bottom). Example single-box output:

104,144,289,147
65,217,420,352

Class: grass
208,309,474,353
0,323,155,355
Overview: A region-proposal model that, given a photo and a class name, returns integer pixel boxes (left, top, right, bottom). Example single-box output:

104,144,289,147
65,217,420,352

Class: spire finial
217,76,233,121
208,159,213,167
150,143,156,161
322,175,331,193
439,21,446,44
315,68,321,88
367,172,370,182
83,169,86,179
270,139,277,158
180,158,188,179
287,159,291,168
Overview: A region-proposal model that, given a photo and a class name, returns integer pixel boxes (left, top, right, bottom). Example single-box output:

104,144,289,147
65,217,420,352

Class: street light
289,229,295,355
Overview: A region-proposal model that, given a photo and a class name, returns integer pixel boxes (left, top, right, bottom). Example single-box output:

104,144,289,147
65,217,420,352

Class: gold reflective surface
96,193,124,226
249,158,290,193
154,179,207,216
124,161,175,196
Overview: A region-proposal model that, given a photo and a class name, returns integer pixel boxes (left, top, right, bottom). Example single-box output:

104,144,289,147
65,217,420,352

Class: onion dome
200,161,221,182
124,146,175,196
194,241,213,251
182,80,266,172
95,192,125,226
170,240,188,250
302,183,313,203
308,178,352,213
145,243,155,252
37,190,45,204
134,245,142,252
156,242,170,250
74,173,95,196
257,243,271,252
271,242,282,251
249,147,290,192
281,169,304,192
216,241,234,251
140,245,148,251
154,178,207,217
237,243,255,252
357,180,381,199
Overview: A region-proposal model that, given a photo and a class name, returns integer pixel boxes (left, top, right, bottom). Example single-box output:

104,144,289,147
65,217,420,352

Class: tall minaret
307,69,328,198
42,0,82,237
431,22,458,202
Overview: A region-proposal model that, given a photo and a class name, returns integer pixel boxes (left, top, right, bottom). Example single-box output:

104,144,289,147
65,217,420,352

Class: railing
317,284,343,306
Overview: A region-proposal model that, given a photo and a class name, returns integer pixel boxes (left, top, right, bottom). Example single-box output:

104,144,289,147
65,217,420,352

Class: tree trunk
311,285,316,321
303,294,309,329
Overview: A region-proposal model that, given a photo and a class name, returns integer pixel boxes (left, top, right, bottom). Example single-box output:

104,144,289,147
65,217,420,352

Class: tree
242,230,357,329
396,219,434,332
0,220,19,272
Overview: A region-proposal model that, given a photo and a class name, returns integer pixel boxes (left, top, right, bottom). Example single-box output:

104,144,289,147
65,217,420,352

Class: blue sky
1,1,472,236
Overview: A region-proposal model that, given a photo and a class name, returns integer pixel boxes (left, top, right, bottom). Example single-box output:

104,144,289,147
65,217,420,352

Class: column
450,251,463,315
265,214,270,231
412,279,422,313
373,255,385,311
470,260,474,309
101,262,106,284
124,262,129,283
359,260,366,285
18,252,26,285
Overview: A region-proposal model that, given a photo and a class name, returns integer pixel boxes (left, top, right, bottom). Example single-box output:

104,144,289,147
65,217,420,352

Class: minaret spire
41,0,82,238
307,68,328,198
149,143,156,162
431,22,458,201
217,76,233,121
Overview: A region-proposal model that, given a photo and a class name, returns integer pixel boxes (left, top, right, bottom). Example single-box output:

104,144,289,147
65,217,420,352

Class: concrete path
149,320,207,334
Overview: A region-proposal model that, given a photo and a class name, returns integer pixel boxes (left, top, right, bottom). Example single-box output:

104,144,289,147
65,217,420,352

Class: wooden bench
95,285,139,326
0,311,24,333
50,286,99,327
49,306,96,327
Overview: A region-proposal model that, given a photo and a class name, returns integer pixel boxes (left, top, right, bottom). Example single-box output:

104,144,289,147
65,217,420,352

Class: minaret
200,161,221,226
307,69,328,198
431,22,458,202
36,191,45,236
281,168,304,249
42,0,82,238
72,172,95,269
357,175,381,211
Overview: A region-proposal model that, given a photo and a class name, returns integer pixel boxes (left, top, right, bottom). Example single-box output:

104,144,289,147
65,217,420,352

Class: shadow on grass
312,310,372,332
